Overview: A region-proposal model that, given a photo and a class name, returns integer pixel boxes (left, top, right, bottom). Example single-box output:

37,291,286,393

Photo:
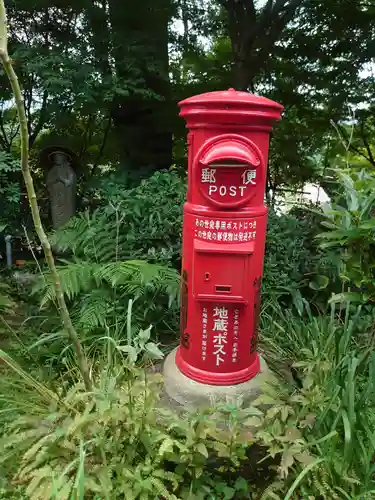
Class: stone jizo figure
46,151,77,229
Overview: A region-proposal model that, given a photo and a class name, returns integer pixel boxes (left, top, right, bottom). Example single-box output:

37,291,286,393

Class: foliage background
0,0,375,499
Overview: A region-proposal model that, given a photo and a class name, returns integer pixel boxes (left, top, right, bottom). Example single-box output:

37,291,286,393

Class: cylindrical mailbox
177,88,283,386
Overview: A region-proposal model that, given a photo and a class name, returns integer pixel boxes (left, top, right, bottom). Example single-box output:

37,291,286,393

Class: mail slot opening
208,159,248,168
215,285,232,293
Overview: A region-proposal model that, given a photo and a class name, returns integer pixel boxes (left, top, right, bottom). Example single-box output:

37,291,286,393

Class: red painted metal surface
177,89,283,386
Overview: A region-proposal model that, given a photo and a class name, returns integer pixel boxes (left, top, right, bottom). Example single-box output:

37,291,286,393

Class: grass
259,299,375,499
0,296,374,498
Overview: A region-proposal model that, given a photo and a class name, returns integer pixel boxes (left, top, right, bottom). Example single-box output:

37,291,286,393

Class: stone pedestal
163,347,272,410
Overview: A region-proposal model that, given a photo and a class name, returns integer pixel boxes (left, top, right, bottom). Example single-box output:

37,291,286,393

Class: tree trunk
108,0,172,175
233,59,254,92
86,1,112,77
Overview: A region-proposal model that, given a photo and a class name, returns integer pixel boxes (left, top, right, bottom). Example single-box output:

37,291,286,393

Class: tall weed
260,301,375,499
0,347,260,500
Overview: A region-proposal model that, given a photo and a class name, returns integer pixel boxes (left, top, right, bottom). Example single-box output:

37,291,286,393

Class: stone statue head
49,150,72,169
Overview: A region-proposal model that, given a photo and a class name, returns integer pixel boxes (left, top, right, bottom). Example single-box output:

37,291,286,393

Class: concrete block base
163,347,272,410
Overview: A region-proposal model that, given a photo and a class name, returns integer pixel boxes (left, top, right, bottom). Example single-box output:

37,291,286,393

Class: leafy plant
28,170,184,363
317,167,375,305
259,301,375,499
0,151,22,229
263,209,337,310
0,348,258,500
30,259,180,368
53,169,186,268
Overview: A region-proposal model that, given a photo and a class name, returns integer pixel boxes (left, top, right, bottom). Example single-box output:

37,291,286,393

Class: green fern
72,289,114,331
50,170,185,267
31,171,184,359
31,257,180,354
35,259,179,307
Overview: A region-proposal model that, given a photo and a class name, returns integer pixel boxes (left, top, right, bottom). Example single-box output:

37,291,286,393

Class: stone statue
46,150,77,229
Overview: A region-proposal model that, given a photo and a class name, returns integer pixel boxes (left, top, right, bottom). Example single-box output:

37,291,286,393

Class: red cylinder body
177,89,283,386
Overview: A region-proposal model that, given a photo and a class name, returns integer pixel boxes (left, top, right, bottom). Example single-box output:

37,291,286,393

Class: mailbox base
163,347,270,409
176,347,260,385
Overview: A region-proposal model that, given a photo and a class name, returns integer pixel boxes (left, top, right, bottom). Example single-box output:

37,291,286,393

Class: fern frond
72,289,113,331
34,260,102,305
50,170,185,266
97,261,180,299
149,476,177,500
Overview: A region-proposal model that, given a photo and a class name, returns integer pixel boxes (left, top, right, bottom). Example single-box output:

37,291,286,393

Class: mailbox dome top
178,89,283,129
179,88,282,109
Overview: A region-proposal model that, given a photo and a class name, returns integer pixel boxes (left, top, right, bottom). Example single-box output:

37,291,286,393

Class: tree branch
29,90,48,148
91,114,112,177
251,0,304,72
360,120,375,166
0,110,10,150
337,123,375,167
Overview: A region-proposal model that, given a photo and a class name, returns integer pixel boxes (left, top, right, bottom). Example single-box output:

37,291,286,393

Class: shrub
30,260,180,369
53,168,186,269
0,152,22,230
0,349,260,500
317,167,375,305
259,301,375,499
263,209,338,309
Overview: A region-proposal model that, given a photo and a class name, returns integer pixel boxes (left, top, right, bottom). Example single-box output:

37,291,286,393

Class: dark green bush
53,169,338,313
263,208,338,308
53,168,186,269
27,170,185,367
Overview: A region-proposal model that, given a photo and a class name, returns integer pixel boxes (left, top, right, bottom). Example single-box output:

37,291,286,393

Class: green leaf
292,289,304,316
309,274,329,290
138,325,152,343
243,416,262,427
196,442,208,458
294,452,315,465
347,189,359,212
145,342,164,360
320,220,338,229
117,345,138,363
329,292,365,304
280,449,295,478
222,486,236,499
234,477,248,494
359,219,375,229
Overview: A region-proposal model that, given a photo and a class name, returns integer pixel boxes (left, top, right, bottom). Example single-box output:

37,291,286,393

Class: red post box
177,88,283,386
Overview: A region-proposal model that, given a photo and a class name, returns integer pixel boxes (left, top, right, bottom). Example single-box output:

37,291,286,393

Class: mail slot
173,88,283,386
197,137,263,209
193,240,253,303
